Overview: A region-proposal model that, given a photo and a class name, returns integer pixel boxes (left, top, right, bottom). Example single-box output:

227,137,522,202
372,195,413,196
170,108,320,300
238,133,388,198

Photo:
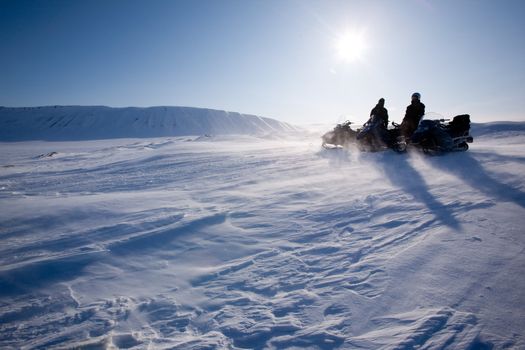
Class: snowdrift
471,121,525,138
0,121,524,349
0,105,297,141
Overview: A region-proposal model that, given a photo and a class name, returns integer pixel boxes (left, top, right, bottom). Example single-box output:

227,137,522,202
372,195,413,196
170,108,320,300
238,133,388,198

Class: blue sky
1,0,524,124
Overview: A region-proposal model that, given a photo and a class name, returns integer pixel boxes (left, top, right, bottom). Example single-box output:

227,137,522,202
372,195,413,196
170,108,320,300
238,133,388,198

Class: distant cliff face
0,106,297,141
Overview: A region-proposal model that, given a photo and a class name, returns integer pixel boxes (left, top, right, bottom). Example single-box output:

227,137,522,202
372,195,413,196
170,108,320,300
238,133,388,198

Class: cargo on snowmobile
322,115,406,152
409,114,473,153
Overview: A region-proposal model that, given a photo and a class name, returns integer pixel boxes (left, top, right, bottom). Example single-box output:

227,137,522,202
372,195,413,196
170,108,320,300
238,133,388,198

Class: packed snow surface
0,106,297,141
0,121,524,349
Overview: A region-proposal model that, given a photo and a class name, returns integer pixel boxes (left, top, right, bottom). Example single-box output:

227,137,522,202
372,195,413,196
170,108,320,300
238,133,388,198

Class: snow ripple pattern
1,124,524,349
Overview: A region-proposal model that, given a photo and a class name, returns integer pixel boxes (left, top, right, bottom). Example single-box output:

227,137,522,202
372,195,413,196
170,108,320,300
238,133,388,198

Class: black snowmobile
322,115,406,152
356,115,406,152
410,114,473,153
321,120,357,148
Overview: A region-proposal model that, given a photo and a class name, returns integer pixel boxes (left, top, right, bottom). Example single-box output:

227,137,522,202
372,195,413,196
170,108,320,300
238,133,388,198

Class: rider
370,98,388,129
401,92,425,139
362,97,389,147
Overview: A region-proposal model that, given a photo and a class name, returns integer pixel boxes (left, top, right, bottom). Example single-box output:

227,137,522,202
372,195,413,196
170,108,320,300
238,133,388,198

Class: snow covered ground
0,120,524,349
0,106,297,141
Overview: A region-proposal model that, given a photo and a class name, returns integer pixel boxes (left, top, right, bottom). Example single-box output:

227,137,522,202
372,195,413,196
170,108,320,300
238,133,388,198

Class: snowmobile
321,120,357,148
356,115,406,152
322,115,406,152
410,114,473,153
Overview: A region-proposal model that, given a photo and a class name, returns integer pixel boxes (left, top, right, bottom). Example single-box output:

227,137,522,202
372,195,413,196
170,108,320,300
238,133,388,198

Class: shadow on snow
424,151,525,209
365,151,461,230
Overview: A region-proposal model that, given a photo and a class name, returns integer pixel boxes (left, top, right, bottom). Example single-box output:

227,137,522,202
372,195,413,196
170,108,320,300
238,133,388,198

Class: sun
335,31,367,63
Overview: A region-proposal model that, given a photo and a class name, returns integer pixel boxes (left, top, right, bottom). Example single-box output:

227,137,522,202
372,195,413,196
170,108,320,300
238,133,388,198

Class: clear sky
1,0,524,125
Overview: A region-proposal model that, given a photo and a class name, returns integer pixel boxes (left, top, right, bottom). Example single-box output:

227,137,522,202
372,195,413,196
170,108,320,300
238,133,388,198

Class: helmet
412,92,421,99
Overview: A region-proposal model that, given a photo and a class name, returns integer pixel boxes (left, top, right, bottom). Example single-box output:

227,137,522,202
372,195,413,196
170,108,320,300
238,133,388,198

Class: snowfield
0,106,297,141
0,117,524,349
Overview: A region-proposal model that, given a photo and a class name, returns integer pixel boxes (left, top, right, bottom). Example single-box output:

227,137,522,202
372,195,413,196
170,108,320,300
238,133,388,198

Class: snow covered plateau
0,106,297,141
0,106,524,349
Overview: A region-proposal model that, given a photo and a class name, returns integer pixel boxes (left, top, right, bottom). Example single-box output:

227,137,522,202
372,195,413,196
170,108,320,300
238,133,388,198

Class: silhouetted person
401,92,425,139
370,98,388,129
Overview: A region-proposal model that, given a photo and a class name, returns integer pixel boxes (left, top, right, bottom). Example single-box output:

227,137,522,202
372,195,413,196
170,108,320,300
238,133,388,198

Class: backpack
448,114,471,136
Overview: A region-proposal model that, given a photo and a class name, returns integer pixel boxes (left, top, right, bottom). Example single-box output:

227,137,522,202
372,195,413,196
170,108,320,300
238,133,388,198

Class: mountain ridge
0,105,297,141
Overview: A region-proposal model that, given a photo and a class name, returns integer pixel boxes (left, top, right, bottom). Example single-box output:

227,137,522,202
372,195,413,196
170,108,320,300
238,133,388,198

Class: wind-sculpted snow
471,121,525,138
0,123,524,349
0,106,297,141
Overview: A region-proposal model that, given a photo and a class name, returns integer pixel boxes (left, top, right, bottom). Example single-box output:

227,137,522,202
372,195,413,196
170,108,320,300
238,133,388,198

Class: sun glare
335,31,367,63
